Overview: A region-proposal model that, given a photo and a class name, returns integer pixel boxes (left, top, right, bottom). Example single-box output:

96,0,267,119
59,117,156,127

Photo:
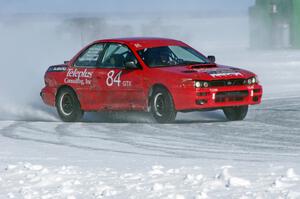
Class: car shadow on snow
82,110,227,124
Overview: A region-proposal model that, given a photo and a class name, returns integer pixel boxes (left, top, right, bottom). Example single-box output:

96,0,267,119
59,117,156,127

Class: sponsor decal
134,43,142,48
207,70,243,78
64,68,93,86
66,68,93,79
47,65,67,72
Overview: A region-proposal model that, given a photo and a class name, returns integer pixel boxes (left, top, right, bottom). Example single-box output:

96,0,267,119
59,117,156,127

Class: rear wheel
56,87,84,122
223,105,248,121
150,87,177,123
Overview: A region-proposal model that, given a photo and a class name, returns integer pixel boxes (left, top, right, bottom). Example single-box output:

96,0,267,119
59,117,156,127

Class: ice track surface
0,96,300,198
1,97,300,163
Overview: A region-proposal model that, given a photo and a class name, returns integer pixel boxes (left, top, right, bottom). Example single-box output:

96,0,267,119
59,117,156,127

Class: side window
74,44,104,67
100,43,138,68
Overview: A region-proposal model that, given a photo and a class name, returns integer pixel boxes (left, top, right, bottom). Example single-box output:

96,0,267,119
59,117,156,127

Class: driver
144,47,172,66
159,51,170,65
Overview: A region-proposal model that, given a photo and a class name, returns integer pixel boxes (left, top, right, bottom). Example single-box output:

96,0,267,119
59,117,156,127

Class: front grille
210,79,245,87
215,91,248,102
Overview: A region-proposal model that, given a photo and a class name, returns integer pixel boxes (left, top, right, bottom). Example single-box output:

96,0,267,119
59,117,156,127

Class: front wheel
150,87,177,123
223,105,248,121
56,87,84,122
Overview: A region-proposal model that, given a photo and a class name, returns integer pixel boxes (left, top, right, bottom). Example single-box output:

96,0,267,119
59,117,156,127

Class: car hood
154,64,255,80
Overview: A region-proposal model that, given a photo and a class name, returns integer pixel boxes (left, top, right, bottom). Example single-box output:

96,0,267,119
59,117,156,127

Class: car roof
93,37,188,50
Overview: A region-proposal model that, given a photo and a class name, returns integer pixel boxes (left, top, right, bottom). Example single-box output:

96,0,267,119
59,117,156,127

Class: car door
69,43,106,111
96,43,146,110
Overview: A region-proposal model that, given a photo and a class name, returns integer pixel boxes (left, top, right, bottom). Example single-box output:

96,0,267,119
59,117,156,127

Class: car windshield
137,46,210,67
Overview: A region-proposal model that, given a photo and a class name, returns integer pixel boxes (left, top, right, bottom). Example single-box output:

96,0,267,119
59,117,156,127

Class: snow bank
1,163,300,199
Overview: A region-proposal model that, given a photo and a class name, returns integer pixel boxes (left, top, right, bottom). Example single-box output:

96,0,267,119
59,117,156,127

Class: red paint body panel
41,38,263,112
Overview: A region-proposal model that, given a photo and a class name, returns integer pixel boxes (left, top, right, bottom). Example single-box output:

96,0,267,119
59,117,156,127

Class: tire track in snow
0,122,173,158
0,97,299,163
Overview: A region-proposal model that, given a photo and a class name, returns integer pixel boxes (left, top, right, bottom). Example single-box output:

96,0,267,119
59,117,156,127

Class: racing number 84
106,70,122,87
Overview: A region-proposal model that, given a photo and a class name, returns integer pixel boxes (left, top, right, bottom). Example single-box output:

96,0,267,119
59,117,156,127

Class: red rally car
41,38,263,123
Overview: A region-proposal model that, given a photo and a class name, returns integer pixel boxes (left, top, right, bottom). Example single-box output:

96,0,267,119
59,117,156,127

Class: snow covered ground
1,95,300,198
1,162,300,199
0,15,300,198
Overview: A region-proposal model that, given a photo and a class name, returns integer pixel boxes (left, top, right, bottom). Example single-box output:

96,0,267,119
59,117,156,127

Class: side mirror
64,61,69,64
207,55,216,63
125,61,138,69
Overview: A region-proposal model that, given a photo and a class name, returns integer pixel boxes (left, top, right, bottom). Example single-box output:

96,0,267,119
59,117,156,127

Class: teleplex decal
64,68,93,85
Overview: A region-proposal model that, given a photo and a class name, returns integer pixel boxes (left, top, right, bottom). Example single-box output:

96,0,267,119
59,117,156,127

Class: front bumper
174,84,263,111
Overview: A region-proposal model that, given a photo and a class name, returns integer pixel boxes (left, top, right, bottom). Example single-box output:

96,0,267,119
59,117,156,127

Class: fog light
196,99,207,105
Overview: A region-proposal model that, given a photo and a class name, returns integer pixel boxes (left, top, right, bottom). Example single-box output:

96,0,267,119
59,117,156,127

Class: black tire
56,87,84,122
223,105,248,121
150,87,177,123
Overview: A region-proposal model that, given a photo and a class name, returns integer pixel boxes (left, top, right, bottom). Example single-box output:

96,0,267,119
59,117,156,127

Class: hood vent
182,70,197,73
189,64,217,69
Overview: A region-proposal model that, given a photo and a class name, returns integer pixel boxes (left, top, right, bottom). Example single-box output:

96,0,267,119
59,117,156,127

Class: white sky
0,0,255,14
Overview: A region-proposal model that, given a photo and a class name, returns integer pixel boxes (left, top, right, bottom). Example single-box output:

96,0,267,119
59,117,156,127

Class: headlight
244,76,258,85
195,81,201,88
253,76,259,83
195,81,209,88
203,82,209,88
247,79,252,85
